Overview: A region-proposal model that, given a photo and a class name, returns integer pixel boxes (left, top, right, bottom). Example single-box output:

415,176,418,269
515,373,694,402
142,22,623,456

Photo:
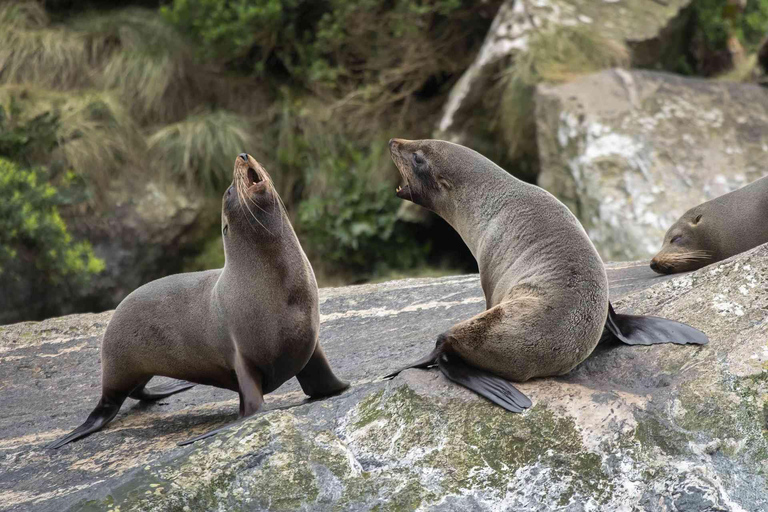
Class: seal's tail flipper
46,396,123,449
437,352,532,413
383,345,442,380
604,303,708,346
129,380,196,401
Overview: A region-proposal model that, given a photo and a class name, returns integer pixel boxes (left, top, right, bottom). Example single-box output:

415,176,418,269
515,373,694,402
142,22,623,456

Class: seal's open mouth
396,184,410,199
247,166,263,187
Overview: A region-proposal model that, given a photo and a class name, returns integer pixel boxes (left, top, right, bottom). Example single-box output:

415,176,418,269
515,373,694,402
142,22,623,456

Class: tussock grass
0,85,144,188
0,2,91,89
73,8,201,123
499,25,628,161
147,110,254,193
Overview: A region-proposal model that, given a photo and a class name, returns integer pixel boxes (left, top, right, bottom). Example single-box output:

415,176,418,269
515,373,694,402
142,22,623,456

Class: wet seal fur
48,154,348,449
651,175,768,274
386,139,708,412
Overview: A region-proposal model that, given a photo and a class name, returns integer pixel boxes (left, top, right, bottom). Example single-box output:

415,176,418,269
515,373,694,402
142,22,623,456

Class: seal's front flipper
129,380,195,401
46,396,124,449
383,344,442,380
604,303,708,346
437,352,532,413
296,344,349,398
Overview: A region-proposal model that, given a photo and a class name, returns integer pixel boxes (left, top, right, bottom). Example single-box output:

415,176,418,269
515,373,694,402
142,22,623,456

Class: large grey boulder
1,248,767,511
0,178,209,324
437,0,692,144
536,69,768,261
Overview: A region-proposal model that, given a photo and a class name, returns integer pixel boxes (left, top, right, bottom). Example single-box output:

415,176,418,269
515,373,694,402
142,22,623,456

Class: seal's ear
691,214,702,225
437,176,453,190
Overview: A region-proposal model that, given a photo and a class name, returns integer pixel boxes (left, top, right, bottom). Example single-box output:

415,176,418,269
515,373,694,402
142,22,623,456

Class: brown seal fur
386,139,708,412
651,175,768,274
48,154,348,449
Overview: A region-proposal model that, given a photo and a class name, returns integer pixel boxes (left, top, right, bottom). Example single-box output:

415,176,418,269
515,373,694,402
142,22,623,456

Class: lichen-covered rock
536,69,768,261
437,0,691,142
1,251,767,511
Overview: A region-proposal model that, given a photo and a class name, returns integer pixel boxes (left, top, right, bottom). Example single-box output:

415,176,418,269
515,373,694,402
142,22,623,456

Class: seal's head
222,153,282,241
389,138,478,213
650,208,712,274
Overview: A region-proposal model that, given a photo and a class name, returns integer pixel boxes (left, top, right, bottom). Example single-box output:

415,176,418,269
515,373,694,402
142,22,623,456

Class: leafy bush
161,0,496,129
296,140,427,277
0,158,104,321
695,0,768,53
0,98,58,168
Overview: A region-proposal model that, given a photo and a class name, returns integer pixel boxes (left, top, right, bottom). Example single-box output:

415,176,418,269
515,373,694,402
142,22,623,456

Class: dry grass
147,110,254,192
73,8,202,123
0,2,91,89
0,85,144,188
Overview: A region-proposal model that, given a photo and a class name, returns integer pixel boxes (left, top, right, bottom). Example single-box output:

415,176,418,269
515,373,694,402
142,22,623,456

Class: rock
71,179,212,311
0,178,211,324
1,251,767,511
536,69,768,261
436,0,692,147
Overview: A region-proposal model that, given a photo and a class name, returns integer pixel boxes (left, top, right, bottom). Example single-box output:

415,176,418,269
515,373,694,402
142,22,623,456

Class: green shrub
694,0,768,53
0,158,104,314
296,140,427,277
161,0,490,116
0,99,58,168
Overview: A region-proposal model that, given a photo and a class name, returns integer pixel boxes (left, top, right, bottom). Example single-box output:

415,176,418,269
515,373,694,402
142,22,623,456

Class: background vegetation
2,0,768,322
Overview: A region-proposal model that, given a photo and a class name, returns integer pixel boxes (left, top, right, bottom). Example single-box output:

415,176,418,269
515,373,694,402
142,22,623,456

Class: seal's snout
389,138,411,151
650,259,661,273
239,153,249,163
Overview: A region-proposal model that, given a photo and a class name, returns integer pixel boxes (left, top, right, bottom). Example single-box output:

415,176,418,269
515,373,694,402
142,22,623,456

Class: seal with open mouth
386,139,708,411
47,153,348,449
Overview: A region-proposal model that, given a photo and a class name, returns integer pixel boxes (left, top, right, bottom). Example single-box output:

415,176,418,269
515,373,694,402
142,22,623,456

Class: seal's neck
437,168,525,259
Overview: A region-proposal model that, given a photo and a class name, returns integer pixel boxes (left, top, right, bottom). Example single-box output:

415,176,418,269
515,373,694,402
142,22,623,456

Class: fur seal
386,139,707,411
651,175,768,274
48,153,348,449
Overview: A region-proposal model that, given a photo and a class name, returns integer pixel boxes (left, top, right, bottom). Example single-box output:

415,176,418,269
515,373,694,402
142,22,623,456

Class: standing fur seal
651,175,768,274
386,139,707,411
48,153,348,449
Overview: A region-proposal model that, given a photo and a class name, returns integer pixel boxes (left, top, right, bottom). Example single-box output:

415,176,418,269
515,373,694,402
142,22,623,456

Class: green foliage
297,140,427,277
147,110,254,193
162,0,481,109
694,0,768,52
0,98,58,167
0,158,103,286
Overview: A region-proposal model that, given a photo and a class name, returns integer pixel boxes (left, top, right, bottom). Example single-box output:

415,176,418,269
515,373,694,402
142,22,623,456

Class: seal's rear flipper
604,303,708,346
46,397,123,449
129,380,195,401
437,352,532,413
383,345,442,380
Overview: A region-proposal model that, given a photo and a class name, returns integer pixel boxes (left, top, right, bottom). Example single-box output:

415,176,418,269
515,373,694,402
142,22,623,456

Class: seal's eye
671,235,681,244
693,214,702,225
223,225,229,236
412,153,426,166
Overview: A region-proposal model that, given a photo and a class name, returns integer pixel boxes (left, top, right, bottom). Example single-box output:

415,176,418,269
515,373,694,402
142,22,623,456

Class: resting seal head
651,175,768,275
650,208,712,274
